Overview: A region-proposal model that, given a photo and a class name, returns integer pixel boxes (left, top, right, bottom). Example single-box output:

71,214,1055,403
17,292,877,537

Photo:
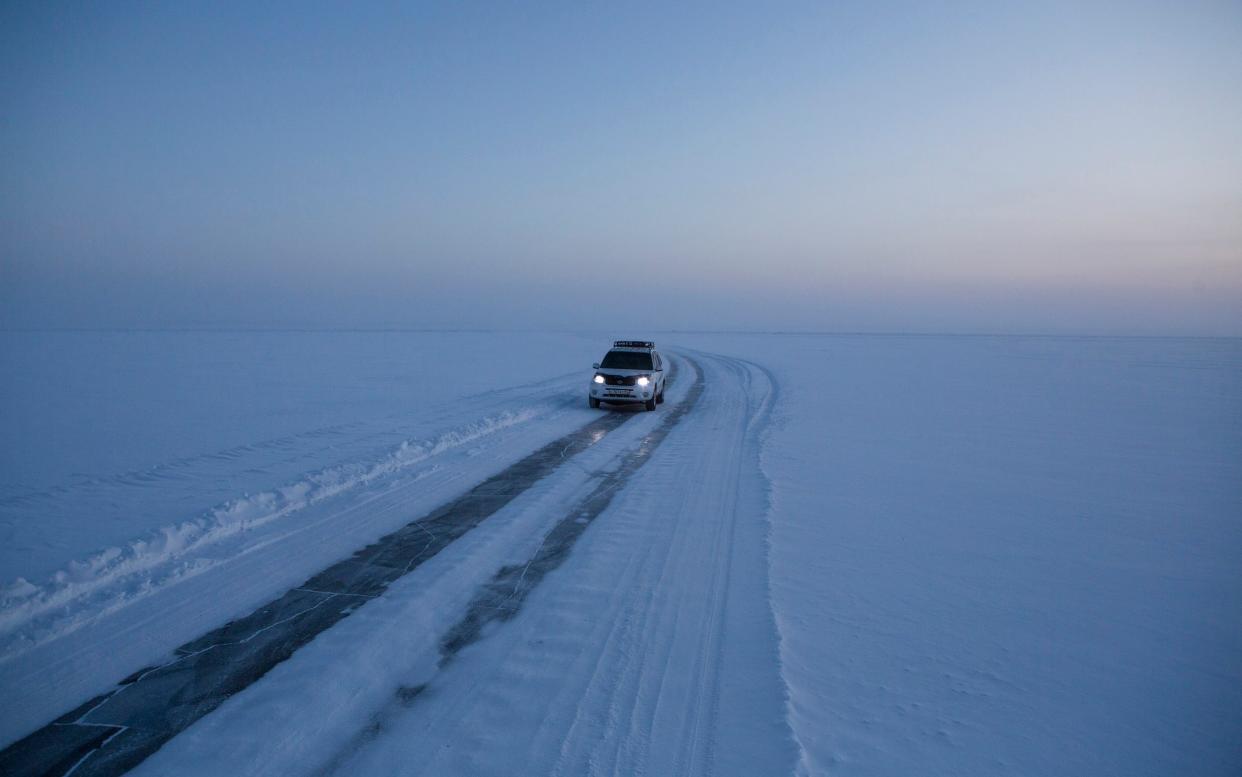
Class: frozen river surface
1,331,1238,776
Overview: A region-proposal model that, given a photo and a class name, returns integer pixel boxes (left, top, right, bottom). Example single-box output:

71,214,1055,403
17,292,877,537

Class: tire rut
316,356,706,775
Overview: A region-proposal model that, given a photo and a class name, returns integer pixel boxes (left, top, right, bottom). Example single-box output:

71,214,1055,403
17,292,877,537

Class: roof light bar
613,340,655,349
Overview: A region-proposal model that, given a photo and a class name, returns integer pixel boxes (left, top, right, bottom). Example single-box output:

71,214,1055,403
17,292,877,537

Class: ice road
1,333,1239,776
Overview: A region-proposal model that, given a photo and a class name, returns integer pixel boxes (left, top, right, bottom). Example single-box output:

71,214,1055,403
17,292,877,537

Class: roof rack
613,340,655,349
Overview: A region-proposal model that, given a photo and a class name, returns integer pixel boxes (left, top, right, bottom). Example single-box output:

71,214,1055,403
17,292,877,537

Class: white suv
589,341,667,411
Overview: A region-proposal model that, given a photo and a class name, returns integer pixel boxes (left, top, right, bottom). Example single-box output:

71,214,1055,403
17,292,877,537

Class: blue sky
2,1,1240,333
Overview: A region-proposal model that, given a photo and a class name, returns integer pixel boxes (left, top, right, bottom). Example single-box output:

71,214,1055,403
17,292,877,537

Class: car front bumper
590,384,653,403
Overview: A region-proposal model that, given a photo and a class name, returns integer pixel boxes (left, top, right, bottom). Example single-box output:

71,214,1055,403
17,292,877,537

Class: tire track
314,356,705,775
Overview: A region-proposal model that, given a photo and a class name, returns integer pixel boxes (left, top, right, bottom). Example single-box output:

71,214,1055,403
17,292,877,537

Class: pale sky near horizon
2,1,1240,334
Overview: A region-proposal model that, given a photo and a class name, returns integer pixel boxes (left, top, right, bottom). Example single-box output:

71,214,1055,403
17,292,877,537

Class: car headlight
594,374,605,384
636,376,650,387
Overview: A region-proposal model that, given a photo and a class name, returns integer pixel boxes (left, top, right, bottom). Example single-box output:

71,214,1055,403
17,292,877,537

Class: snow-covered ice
677,333,1242,776
1,331,1239,776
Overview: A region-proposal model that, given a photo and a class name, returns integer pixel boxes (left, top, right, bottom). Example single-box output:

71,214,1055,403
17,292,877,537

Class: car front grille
601,374,638,386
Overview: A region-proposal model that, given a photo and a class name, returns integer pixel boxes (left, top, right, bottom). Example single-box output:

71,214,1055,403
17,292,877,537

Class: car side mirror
592,362,600,370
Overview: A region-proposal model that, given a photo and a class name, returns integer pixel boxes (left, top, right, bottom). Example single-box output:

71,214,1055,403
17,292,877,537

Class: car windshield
600,351,653,371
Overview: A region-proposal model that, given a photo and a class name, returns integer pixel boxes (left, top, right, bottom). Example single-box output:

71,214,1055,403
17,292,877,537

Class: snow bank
0,330,603,583
0,408,541,661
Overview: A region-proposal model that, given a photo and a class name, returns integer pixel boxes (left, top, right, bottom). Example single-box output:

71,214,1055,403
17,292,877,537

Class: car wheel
656,386,665,404
644,396,657,411
589,397,600,408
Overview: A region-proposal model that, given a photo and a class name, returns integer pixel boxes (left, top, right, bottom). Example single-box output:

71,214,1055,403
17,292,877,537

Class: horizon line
2,327,1239,341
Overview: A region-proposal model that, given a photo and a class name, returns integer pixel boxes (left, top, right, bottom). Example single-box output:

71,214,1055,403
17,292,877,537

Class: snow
2,331,1240,775
676,333,1242,776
